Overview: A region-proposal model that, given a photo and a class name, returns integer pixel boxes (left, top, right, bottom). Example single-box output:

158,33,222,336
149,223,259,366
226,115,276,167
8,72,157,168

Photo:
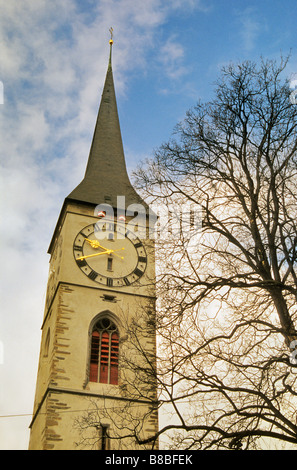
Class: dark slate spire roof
67,40,147,210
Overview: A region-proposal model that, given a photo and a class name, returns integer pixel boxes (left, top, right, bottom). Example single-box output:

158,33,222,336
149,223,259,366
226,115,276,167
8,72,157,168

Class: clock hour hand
85,238,105,249
85,238,120,253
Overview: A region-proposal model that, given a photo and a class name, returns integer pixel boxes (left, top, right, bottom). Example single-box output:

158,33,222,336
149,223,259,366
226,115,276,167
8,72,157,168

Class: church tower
29,36,158,450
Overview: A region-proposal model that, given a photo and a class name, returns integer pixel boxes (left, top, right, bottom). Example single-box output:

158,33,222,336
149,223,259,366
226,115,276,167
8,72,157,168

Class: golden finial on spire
108,28,113,69
109,27,114,45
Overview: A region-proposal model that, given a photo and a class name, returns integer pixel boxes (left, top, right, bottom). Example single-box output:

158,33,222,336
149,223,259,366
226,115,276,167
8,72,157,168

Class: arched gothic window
89,318,119,385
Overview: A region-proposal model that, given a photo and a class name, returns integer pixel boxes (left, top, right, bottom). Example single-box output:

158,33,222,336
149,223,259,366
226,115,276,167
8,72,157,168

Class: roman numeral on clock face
107,278,113,287
123,277,130,286
77,259,87,267
88,270,98,281
134,268,144,278
134,242,143,249
80,231,89,238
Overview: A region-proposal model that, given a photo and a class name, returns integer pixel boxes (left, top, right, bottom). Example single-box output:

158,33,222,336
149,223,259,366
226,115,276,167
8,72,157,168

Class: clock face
73,221,147,287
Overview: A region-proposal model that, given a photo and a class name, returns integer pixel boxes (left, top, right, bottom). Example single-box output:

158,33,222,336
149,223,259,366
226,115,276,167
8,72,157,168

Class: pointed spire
67,32,146,210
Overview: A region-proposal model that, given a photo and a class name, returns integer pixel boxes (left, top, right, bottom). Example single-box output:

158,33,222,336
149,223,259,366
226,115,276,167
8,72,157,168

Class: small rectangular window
107,257,113,271
101,425,109,450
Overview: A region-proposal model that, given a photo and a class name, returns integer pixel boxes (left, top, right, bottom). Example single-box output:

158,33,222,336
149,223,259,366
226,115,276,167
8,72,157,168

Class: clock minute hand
77,247,125,261
77,250,113,261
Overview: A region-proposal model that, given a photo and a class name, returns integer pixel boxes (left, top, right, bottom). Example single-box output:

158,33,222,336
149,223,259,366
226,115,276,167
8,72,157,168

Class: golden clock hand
77,247,125,261
85,238,105,249
77,250,113,261
110,248,125,260
85,238,117,252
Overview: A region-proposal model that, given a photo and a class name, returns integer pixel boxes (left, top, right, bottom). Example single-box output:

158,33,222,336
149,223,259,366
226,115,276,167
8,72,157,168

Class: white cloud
235,7,262,52
289,75,297,89
159,35,188,80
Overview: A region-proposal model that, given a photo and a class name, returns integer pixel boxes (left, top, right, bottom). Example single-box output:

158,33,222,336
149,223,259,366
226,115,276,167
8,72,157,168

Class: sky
0,0,297,450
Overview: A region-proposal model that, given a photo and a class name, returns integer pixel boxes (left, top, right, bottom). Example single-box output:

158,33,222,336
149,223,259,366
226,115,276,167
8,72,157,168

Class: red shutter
100,331,109,384
110,332,119,385
90,331,100,382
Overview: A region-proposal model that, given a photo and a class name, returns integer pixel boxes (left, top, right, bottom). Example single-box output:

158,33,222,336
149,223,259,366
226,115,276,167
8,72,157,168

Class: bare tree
132,56,297,449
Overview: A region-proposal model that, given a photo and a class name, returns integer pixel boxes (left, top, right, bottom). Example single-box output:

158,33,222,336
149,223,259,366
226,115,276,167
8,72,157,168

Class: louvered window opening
90,318,119,385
